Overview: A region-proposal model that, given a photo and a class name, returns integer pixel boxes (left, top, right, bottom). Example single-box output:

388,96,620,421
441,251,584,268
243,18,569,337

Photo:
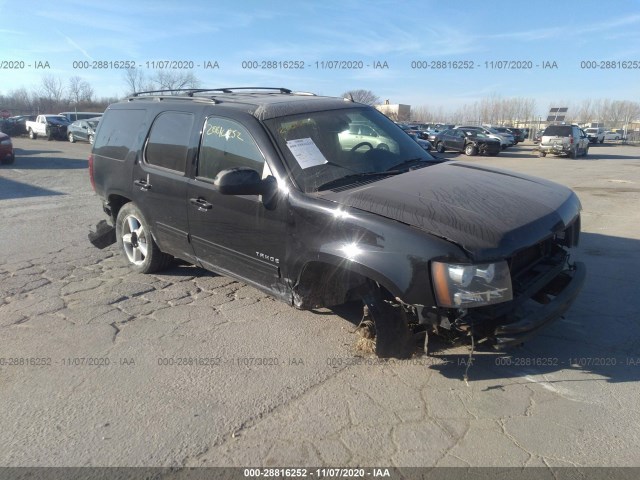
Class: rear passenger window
145,112,194,172
197,117,265,180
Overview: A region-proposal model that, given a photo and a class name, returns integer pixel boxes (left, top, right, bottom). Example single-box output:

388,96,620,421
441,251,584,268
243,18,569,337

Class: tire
68,133,75,143
583,146,589,157
1,153,15,165
570,147,577,159
464,144,477,156
376,143,389,151
436,142,445,153
28,129,37,140
89,134,95,145
538,151,546,157
501,144,507,150
599,138,604,144
115,203,173,274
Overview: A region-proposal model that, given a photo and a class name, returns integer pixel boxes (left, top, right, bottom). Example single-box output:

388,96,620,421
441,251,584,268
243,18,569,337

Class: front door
187,115,287,293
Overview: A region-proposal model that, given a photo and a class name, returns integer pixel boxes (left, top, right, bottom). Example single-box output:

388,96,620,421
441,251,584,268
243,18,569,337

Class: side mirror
214,167,270,196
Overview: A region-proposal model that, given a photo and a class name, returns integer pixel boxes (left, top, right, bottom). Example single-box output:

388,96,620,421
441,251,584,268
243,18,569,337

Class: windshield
47,116,70,125
264,107,436,193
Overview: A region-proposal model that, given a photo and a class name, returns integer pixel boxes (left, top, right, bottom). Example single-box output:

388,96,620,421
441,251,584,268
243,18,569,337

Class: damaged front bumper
492,261,586,347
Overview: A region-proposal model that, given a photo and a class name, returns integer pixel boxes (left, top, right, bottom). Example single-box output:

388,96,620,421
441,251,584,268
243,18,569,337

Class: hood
320,162,581,259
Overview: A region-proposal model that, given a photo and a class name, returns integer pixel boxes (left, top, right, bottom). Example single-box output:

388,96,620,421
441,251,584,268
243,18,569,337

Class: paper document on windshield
286,138,328,169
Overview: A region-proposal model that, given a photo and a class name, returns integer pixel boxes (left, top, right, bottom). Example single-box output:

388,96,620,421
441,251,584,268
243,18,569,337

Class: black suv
89,87,585,357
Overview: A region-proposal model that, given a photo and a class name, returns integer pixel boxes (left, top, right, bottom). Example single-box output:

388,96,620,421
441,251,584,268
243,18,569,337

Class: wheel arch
107,194,133,223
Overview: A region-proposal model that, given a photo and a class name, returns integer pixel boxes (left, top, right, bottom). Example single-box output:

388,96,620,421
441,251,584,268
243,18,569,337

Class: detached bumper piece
493,261,586,348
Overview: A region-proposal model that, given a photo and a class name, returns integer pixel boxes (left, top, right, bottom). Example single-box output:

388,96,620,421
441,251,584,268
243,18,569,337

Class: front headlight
431,260,513,308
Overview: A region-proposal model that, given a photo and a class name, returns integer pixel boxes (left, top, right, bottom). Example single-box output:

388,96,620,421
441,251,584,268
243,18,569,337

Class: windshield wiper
385,157,433,171
316,171,402,191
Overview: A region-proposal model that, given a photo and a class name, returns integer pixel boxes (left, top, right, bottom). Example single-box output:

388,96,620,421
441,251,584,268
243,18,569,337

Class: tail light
569,134,574,144
88,153,96,191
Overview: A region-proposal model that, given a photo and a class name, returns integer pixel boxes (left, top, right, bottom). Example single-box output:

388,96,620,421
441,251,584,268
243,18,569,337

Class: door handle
190,198,213,210
134,179,152,191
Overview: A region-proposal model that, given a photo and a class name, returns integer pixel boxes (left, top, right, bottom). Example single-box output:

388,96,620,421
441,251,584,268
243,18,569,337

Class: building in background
375,100,411,122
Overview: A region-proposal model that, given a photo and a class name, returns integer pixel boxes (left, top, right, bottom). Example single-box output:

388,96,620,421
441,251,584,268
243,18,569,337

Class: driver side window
197,117,265,181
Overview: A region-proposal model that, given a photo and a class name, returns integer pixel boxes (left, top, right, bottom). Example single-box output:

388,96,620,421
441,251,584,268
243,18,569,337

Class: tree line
2,76,638,131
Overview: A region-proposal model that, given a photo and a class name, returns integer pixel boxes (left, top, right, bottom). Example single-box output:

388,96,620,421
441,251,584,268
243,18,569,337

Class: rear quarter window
93,109,147,161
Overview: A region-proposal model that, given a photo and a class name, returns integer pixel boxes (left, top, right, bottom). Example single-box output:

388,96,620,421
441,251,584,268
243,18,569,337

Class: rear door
132,109,200,262
186,115,287,292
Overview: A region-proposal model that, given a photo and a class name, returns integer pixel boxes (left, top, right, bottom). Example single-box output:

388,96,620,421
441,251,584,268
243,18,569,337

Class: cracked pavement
1,138,639,467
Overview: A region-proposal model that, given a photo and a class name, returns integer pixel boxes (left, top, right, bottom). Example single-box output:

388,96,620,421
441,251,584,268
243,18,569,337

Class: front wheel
68,133,75,143
28,129,37,140
1,153,15,165
436,142,445,153
89,134,95,145
115,203,172,273
538,151,547,157
464,144,478,156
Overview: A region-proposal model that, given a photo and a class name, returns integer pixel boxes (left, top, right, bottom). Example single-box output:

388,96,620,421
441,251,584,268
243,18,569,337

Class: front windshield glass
47,116,70,125
264,107,436,193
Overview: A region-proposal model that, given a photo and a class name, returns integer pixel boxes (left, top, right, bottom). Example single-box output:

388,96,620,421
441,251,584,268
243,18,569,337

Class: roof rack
132,87,293,97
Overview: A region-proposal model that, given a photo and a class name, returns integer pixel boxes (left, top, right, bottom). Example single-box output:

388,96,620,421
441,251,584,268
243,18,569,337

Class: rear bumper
493,261,586,347
539,143,571,154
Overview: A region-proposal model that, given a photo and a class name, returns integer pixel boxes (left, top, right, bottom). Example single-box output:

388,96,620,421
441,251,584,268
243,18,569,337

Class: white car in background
584,127,605,143
338,123,399,153
604,131,621,141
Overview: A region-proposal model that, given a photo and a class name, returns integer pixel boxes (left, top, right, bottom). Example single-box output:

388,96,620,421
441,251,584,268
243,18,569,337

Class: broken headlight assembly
431,260,513,308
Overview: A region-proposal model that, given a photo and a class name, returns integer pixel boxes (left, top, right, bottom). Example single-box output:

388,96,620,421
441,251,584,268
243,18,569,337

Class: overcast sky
1,0,639,114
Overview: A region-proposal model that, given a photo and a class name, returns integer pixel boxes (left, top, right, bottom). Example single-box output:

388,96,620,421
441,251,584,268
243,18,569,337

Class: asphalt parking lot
1,137,639,469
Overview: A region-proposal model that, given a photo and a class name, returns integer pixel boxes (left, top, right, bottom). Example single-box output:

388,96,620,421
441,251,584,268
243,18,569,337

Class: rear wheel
68,132,75,143
436,142,445,153
115,203,172,273
570,147,578,159
538,151,547,157
28,129,37,140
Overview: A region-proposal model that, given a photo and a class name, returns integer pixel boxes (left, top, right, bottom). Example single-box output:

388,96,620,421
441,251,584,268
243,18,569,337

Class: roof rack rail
131,87,293,97
132,88,200,97
186,87,293,96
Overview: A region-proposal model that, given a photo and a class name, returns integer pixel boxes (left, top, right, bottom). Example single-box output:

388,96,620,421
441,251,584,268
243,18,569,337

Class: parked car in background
454,126,510,149
67,117,101,144
407,132,432,151
539,124,589,158
338,122,399,153
492,127,518,145
533,129,544,143
59,111,104,122
26,115,70,140
434,129,501,156
604,131,621,141
506,127,526,143
0,132,15,164
4,115,36,136
584,127,605,144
